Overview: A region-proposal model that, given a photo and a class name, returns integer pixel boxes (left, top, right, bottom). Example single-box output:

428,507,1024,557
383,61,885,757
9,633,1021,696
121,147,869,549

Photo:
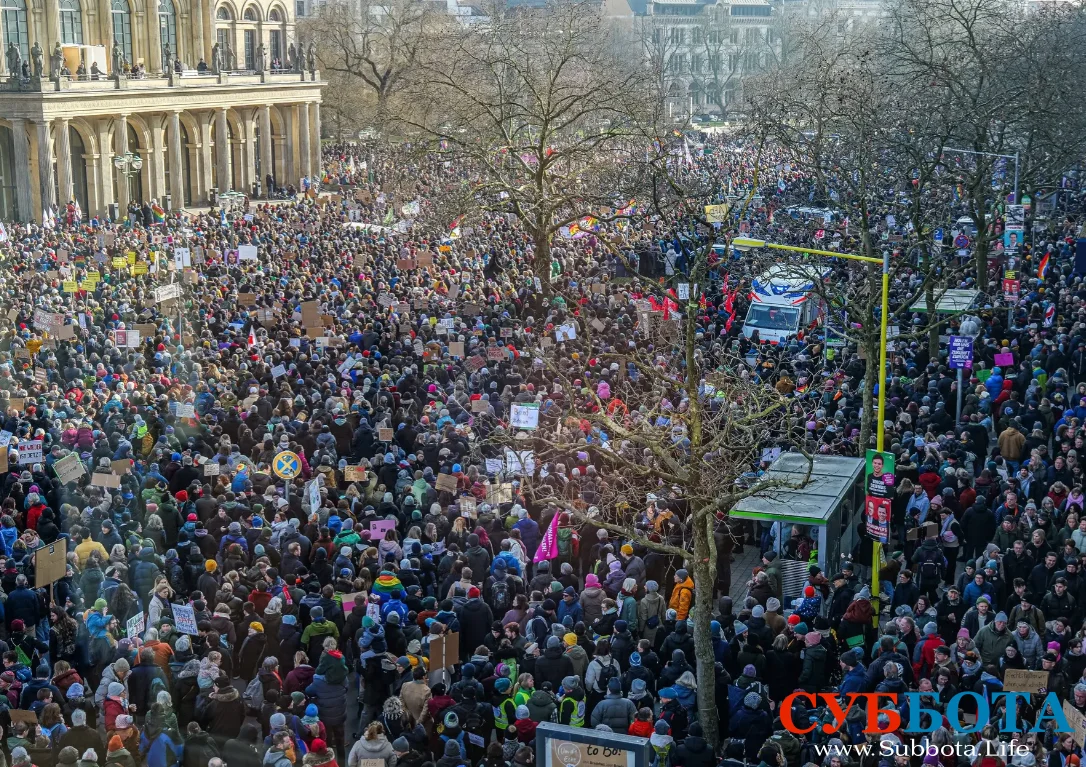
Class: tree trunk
533,228,552,291
691,515,719,749
926,283,939,360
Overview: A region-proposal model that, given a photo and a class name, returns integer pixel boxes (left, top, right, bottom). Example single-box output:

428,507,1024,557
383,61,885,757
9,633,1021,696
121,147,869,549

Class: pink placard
994,352,1014,366
370,519,396,539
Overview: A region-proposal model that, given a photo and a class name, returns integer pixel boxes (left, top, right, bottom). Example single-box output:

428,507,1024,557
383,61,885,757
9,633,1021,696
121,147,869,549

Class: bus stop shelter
730,453,864,605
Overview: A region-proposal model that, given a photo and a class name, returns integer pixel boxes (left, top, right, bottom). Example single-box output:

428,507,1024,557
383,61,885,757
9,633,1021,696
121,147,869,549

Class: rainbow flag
1038,252,1050,279
151,202,165,224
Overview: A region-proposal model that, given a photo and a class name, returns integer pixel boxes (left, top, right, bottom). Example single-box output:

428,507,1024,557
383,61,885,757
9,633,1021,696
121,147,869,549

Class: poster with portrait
864,449,895,542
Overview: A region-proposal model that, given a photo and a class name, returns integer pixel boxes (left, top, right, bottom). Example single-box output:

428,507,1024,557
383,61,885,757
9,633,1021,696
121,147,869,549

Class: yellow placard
111,257,126,268
132,263,148,275
127,251,137,265
25,340,41,354
62,281,78,293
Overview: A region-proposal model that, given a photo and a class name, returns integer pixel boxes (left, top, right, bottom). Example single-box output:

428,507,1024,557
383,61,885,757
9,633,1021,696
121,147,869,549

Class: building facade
0,0,323,221
638,0,779,118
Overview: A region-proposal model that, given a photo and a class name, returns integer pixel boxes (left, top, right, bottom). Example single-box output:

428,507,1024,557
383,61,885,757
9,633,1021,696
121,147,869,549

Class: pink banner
533,512,561,563
994,352,1014,366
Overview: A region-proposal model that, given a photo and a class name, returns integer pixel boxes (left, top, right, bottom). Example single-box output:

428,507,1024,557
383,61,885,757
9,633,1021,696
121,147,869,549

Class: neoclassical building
0,0,323,220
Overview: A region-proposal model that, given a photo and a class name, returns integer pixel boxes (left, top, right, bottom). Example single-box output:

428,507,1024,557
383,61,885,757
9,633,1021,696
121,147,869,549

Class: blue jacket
513,518,541,555
0,526,17,557
6,586,40,627
556,599,583,625
305,675,349,725
838,664,866,696
140,730,182,767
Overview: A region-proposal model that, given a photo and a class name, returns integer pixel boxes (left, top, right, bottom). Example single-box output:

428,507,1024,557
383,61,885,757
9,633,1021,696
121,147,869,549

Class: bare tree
399,0,651,288
305,0,442,126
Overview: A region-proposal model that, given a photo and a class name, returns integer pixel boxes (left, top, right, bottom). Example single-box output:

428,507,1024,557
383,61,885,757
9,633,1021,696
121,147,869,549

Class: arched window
1,0,28,65
268,7,282,63
111,0,132,62
59,0,82,44
158,0,176,64
242,6,256,19
215,5,232,64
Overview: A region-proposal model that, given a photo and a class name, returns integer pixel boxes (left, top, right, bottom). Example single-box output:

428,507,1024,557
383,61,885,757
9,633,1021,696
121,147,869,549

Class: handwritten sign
435,473,458,493
1003,669,1048,694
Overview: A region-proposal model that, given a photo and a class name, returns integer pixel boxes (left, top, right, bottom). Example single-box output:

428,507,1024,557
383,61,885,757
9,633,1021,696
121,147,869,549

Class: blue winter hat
710,620,721,637
629,652,641,667
282,614,296,625
659,687,678,699
305,704,318,717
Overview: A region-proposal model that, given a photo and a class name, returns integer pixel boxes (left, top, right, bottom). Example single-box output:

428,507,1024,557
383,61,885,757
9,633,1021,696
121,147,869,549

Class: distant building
0,0,323,221
634,0,780,118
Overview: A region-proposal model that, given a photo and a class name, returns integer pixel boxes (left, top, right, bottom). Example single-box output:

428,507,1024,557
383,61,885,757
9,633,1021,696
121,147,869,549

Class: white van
741,264,830,343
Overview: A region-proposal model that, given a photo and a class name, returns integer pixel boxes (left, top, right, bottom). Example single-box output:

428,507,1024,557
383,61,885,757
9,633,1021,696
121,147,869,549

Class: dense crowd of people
0,135,1081,767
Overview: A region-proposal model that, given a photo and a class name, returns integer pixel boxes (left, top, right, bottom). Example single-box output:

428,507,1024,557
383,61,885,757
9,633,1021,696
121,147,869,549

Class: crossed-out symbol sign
273,450,300,479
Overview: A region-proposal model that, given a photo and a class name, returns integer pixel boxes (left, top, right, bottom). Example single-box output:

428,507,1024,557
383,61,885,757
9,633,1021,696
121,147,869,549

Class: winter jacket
668,578,694,620
306,675,350,725
589,691,635,732
347,735,396,767
974,622,1014,667
526,689,556,723
1013,626,1044,668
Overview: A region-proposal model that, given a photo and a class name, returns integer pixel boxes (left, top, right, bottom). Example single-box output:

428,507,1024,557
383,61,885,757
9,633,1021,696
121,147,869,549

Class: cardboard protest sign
1003,669,1047,694
90,472,121,488
436,473,458,493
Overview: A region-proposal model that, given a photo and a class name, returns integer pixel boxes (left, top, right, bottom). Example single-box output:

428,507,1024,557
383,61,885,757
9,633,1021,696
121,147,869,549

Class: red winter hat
186,513,197,522
468,587,481,598
175,490,188,502
311,739,327,753
804,586,815,598
787,614,801,626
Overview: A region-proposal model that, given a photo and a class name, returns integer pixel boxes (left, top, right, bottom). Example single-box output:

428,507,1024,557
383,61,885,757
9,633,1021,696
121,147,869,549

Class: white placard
17,439,43,464
173,603,198,634
504,449,535,475
272,364,286,378
677,283,690,300
177,403,195,418
555,323,577,342
509,402,540,429
153,283,181,303
485,458,503,474
238,245,258,261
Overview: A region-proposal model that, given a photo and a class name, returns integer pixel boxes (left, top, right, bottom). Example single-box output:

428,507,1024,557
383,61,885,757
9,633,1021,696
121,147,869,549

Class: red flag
248,328,256,348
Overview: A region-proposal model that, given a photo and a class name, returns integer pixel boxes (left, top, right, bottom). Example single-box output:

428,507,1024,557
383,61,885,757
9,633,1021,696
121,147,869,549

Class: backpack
594,658,618,692
490,580,512,615
918,547,942,587
244,675,265,713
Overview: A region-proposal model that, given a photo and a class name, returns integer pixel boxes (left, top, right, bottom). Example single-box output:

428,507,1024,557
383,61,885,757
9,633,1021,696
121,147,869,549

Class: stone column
55,117,73,206
260,104,272,191
150,9,164,73
199,112,213,199
215,107,230,191
241,110,256,194
309,101,320,178
9,119,33,223
36,121,56,215
96,119,115,213
150,118,167,199
168,110,184,206
115,114,129,212
296,101,310,182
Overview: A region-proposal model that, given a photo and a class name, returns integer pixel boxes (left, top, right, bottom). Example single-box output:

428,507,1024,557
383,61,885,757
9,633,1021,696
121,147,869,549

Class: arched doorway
69,125,88,212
